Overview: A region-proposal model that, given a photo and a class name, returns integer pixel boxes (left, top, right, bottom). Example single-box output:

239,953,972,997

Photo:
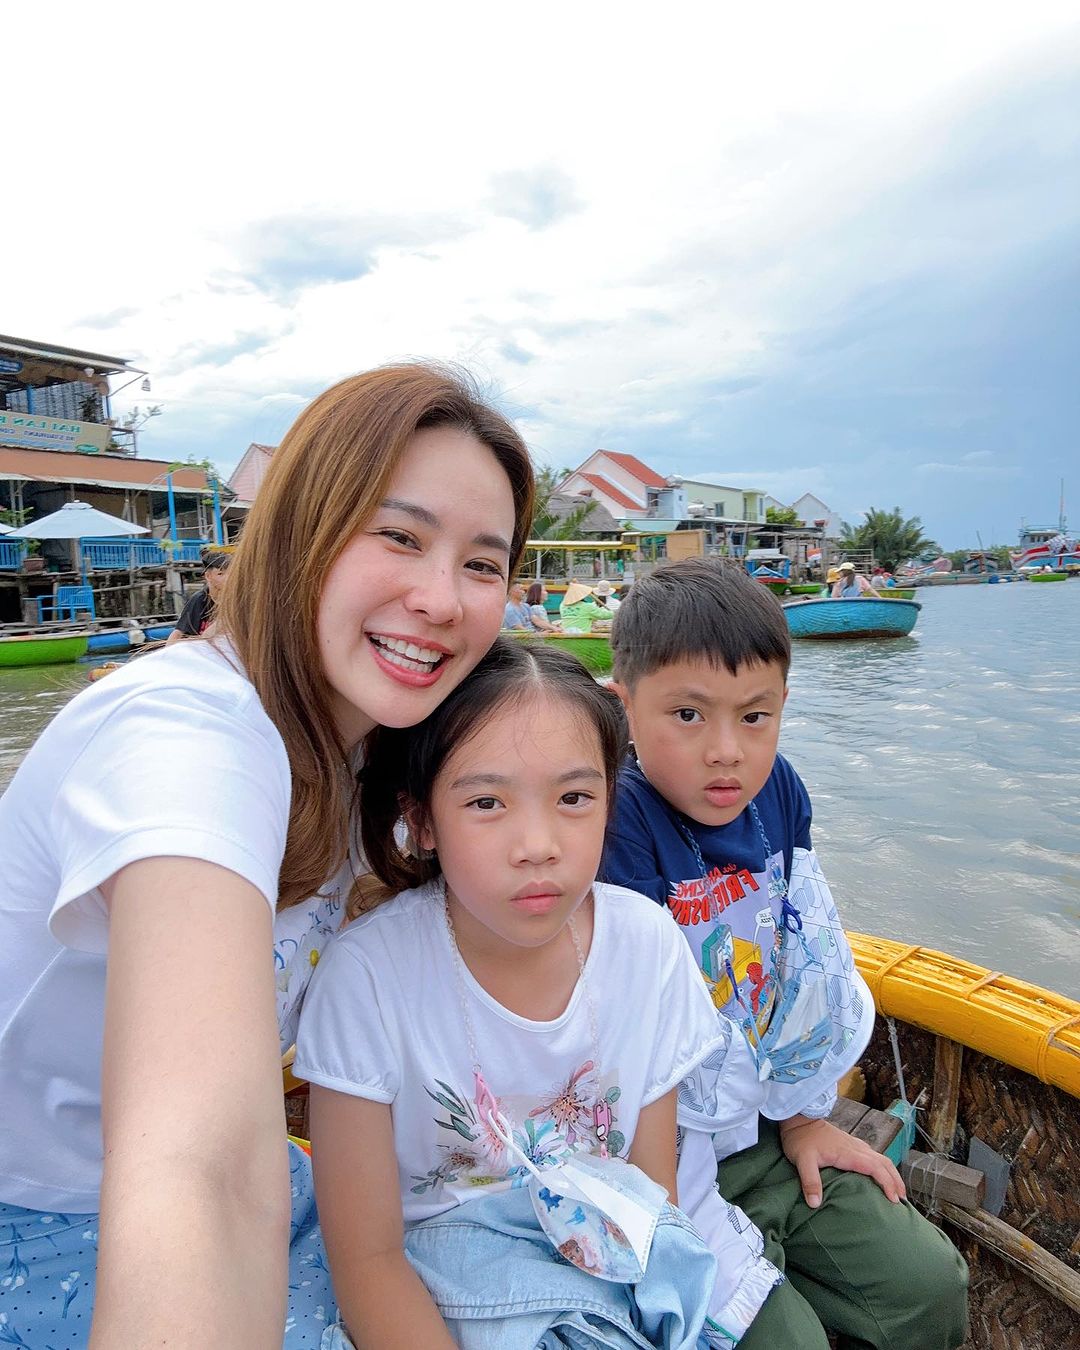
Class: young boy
602,559,968,1350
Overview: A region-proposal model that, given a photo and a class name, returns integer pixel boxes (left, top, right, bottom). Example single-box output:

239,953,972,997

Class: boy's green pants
718,1120,969,1349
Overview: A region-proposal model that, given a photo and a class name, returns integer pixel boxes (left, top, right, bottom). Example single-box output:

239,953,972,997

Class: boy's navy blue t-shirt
600,754,813,1029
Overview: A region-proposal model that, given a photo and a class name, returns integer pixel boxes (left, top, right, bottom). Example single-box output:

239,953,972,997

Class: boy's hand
779,1115,907,1209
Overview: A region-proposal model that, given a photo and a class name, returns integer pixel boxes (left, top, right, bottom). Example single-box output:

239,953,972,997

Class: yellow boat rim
849,932,1080,1098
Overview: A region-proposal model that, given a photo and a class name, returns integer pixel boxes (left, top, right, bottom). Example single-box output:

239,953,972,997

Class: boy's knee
887,1212,969,1345
916,1226,969,1317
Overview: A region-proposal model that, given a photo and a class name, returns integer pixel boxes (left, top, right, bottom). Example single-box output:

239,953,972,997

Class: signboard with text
0,412,112,454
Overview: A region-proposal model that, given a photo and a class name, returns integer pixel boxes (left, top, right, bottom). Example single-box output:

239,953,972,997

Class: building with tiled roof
558,449,674,521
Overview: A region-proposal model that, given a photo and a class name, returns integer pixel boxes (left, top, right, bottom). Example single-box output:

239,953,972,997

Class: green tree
840,507,939,573
531,467,598,540
766,504,800,525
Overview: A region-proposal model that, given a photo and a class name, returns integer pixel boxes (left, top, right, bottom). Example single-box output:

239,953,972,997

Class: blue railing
0,540,27,570
81,539,208,570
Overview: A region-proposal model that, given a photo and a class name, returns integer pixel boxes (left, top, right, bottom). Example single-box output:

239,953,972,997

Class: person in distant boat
831,561,881,598
593,578,622,612
502,582,536,630
524,581,558,631
560,580,607,631
166,545,233,644
0,364,534,1349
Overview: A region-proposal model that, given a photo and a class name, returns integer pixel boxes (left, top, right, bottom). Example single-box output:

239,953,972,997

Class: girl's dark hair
357,637,627,912
525,582,544,607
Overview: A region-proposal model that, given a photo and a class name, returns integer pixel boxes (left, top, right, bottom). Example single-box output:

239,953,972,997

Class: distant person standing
166,546,233,644
831,561,881,599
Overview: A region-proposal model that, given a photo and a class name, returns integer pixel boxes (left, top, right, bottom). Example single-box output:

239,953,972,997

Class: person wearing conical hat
559,580,606,631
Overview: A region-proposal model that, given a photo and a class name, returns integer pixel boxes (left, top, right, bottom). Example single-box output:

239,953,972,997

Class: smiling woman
0,363,534,1348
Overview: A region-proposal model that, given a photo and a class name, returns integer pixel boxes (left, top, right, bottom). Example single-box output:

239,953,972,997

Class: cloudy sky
7,1,1079,547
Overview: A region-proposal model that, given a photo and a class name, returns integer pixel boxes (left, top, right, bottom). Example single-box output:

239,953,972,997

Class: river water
2,580,1078,995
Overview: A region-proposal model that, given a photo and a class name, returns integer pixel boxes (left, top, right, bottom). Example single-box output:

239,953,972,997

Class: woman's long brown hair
217,363,535,911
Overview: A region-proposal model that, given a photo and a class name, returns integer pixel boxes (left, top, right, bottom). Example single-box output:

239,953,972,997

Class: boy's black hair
610,558,791,687
357,636,628,908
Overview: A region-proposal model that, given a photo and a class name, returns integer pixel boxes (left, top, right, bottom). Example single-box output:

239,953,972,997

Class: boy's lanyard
672,800,806,1060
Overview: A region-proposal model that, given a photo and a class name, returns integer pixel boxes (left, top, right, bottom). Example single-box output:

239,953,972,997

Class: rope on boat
886,1014,948,1212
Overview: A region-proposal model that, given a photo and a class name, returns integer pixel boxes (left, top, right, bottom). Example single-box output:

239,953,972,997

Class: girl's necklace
441,887,612,1157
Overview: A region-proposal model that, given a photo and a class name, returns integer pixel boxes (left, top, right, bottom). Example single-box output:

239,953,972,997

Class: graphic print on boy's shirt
601,755,814,1036
667,852,784,1034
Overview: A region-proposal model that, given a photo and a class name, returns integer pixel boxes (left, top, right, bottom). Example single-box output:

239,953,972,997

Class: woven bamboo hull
507,629,613,673
783,597,921,638
850,934,1080,1349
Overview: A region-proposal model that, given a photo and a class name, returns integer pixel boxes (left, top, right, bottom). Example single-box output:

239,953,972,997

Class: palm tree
531,467,598,540
840,508,939,573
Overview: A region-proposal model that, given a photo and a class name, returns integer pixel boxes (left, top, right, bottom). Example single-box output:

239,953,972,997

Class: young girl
294,639,730,1349
0,364,534,1347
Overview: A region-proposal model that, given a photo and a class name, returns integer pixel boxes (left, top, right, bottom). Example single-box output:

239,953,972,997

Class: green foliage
0,507,38,553
840,507,939,573
765,504,801,525
531,467,598,540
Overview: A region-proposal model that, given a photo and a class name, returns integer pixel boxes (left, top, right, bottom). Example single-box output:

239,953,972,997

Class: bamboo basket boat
508,628,613,674
849,934,1080,1349
284,935,1079,1347
784,597,921,638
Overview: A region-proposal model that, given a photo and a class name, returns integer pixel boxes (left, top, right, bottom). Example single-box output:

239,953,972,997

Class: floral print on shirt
409,1063,624,1199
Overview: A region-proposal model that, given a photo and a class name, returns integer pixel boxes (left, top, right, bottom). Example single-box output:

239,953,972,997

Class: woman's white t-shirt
0,640,345,1213
294,880,726,1224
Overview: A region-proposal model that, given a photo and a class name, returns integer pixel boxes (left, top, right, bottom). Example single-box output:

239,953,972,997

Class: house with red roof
558,450,673,522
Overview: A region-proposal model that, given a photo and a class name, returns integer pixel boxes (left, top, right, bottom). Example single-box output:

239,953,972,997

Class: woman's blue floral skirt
0,1141,337,1347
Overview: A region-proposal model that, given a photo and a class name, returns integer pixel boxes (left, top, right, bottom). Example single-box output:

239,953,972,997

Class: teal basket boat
783,597,921,639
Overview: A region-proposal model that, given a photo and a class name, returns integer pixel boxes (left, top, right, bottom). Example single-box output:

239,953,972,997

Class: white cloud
2,0,1077,533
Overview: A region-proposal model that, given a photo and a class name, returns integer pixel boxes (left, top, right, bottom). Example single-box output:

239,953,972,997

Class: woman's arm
91,857,290,1349
628,1087,678,1202
309,1086,455,1349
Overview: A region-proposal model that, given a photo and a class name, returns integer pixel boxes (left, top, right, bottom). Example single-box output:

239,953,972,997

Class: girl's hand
778,1115,906,1210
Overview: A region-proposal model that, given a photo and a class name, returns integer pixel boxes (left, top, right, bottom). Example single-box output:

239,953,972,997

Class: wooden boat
0,630,90,666
1027,572,1067,583
508,628,613,674
283,932,1079,1348
787,583,826,596
850,935,1079,1349
783,597,921,639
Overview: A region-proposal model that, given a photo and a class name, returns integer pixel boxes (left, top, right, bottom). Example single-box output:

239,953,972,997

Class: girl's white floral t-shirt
294,880,725,1223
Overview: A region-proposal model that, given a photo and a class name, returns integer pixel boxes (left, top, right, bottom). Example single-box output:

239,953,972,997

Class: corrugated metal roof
0,446,209,492
0,335,137,373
